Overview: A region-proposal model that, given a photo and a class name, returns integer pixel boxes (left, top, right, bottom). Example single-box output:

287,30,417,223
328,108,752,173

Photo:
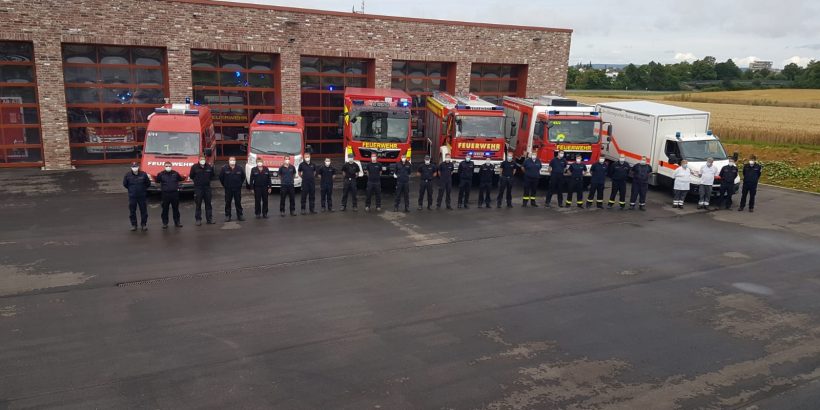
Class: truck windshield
351,110,409,142
679,140,728,161
456,116,505,138
250,131,301,155
547,120,599,143
144,131,199,155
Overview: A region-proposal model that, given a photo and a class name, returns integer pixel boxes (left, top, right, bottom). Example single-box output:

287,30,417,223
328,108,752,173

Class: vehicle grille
359,148,399,159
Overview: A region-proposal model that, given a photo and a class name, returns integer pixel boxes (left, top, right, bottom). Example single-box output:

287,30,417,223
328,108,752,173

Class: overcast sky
222,0,819,68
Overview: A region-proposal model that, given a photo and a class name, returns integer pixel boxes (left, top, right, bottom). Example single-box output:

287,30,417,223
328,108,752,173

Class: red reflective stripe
602,130,643,161
659,161,679,170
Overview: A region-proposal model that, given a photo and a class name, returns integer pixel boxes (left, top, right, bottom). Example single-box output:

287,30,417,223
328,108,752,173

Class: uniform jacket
631,163,652,184
417,162,436,180
250,166,272,189
298,161,317,181
278,165,296,186
438,161,454,179
719,164,738,186
457,160,474,183
567,163,585,179
156,170,183,193
479,163,495,184
742,163,762,186
523,158,542,178
123,171,151,197
589,162,607,184
219,165,245,190
609,161,631,181
317,164,336,186
365,162,382,183
189,163,214,188
341,162,360,179
548,157,566,177
395,161,412,183
500,160,519,178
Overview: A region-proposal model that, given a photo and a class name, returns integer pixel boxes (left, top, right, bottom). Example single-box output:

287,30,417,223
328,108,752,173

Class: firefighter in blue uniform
586,157,607,208
340,157,360,211
629,156,652,211
219,156,245,222
521,152,541,207
417,155,436,210
123,162,151,231
716,158,738,210
364,154,382,212
545,150,567,207
278,156,297,216
189,155,215,225
317,158,336,212
436,154,455,210
565,154,586,208
738,155,762,212
477,153,495,208
496,151,519,208
457,153,475,209
298,152,317,214
249,159,272,218
608,154,630,210
156,161,184,228
393,155,411,212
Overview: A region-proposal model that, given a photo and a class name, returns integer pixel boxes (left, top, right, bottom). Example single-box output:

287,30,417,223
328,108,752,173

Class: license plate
272,178,281,185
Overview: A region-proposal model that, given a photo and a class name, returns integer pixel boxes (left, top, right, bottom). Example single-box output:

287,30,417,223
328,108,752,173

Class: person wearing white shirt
696,157,718,209
672,160,693,209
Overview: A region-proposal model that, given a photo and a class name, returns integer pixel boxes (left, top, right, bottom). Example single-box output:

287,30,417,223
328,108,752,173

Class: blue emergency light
549,110,559,115
399,100,410,107
185,96,191,104
706,129,713,136
675,131,682,140
591,111,599,115
484,151,492,157
184,110,199,115
467,151,475,156
154,108,169,114
352,99,365,105
257,120,298,126
492,106,504,110
455,104,469,109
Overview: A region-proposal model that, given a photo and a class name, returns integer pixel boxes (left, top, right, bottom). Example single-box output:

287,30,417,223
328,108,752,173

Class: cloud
798,44,820,50
673,52,697,62
782,56,815,67
732,56,759,67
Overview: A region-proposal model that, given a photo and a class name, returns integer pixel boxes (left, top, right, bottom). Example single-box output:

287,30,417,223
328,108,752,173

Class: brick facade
0,0,571,169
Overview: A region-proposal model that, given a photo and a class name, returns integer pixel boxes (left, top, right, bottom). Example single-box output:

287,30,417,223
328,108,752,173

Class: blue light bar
484,151,492,157
491,106,504,110
467,151,474,156
591,111,600,115
352,99,365,105
675,131,681,140
257,120,298,126
184,109,199,115
706,129,713,136
154,108,169,114
549,110,559,115
455,104,468,110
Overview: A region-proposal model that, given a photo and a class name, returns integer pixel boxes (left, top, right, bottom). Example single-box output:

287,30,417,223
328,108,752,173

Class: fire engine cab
504,96,611,175
245,113,305,188
338,88,413,180
140,103,215,192
425,92,507,174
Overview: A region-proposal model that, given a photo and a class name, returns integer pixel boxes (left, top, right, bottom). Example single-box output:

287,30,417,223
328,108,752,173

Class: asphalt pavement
1,164,819,409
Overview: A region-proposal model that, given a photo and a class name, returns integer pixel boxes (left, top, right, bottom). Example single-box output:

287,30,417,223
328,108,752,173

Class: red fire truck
425,92,507,175
245,113,305,188
503,96,611,176
338,88,413,180
139,103,216,192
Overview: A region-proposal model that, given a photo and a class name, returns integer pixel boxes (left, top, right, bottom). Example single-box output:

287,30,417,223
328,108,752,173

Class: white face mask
371,157,378,163
164,166,172,172
131,167,139,173
424,160,430,165
682,164,688,169
576,159,582,163
401,158,406,163
598,159,605,164
465,157,471,162
509,156,515,161
749,160,755,165
728,162,735,167
445,158,451,162
199,159,205,166
640,160,647,165
348,159,354,163
619,157,625,162
284,160,289,166
304,157,310,163
229,160,236,166
257,163,263,168
558,153,564,158
325,160,331,166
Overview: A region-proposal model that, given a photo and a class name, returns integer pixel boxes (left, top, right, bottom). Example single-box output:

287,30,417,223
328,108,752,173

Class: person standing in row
522,152,541,207
318,158,336,212
249,159,271,218
457,153,475,209
436,154,454,210
629,156,652,211
365,154,382,212
156,161,184,229
477,155,495,208
586,157,607,209
696,157,718,210
738,155,762,213
545,150,567,207
608,155,630,210
497,151,519,208
219,156,245,222
565,155,586,208
279,156,297,217
189,155,215,225
716,158,738,210
672,159,692,209
340,157,360,211
417,155,436,210
298,152,317,215
123,162,151,231
394,155,411,212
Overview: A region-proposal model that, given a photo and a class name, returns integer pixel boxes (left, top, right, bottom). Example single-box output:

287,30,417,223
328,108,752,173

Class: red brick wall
0,0,571,169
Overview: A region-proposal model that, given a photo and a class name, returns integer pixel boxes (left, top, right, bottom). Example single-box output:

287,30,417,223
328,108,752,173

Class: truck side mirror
456,118,463,133
668,154,679,165
509,120,517,137
606,124,613,139
337,115,344,135
204,148,213,157
606,136,612,142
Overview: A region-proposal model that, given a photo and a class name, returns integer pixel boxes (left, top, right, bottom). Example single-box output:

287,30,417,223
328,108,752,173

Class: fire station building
0,0,571,169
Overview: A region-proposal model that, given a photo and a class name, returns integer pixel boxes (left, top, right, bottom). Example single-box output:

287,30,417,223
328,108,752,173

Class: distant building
749,61,773,71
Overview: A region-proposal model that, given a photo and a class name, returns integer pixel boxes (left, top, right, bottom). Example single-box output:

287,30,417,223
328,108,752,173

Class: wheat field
664,89,820,109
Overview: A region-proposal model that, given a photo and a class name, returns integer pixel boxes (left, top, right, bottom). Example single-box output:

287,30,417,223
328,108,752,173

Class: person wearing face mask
417,155,436,210
497,151,520,208
249,159,272,218
522,152,541,207
608,155,630,210
219,157,245,222
457,154,475,209
122,162,151,231
393,155,412,212
156,161,184,228
317,158,337,212
672,159,693,209
298,152,318,215
189,155,215,225
565,155,586,208
364,154,382,212
738,155,762,213
279,156,297,216
696,157,718,210
545,150,567,207
586,157,607,209
477,154,495,209
436,154,455,210
629,156,653,211
340,157,361,211
716,158,739,210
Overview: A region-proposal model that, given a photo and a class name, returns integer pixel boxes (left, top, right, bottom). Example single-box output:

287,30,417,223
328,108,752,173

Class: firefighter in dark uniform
393,156,411,212
156,161,184,229
417,155,436,210
436,154,455,210
566,154,586,208
497,151,519,208
629,156,652,211
317,158,336,212
364,154,382,212
340,157,360,211
716,158,738,210
545,151,567,207
738,155,762,212
608,154,630,210
189,155,215,225
249,159,272,218
123,162,151,231
586,158,607,208
219,156,245,222
477,154,495,208
457,154,475,209
279,156,297,217
298,152,317,214
522,152,541,207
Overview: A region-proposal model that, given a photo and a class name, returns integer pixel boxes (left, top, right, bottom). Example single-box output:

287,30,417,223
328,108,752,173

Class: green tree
782,63,803,81
691,56,717,80
714,59,742,80
646,61,671,90
576,69,611,89
795,60,820,88
622,63,647,90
